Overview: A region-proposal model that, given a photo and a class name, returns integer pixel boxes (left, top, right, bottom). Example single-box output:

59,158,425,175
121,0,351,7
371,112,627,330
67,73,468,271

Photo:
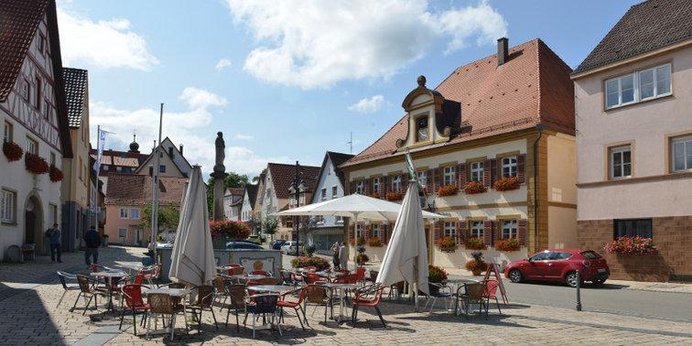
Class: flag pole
94,125,100,233
151,103,164,261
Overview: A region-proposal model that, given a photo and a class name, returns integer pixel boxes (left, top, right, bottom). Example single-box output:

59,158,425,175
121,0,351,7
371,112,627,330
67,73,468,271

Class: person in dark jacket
47,223,62,263
83,226,101,266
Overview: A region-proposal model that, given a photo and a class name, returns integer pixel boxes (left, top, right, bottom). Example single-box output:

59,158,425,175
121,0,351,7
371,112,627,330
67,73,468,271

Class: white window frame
609,145,632,179
501,156,518,177
672,135,692,172
129,208,140,220
443,166,456,186
470,221,484,238
443,222,456,238
118,228,127,238
470,161,484,182
372,177,380,195
26,137,38,155
321,188,327,201
331,186,338,199
502,220,518,239
371,224,381,239
605,63,672,109
355,224,363,239
1,189,17,224
391,175,401,192
355,181,364,194
119,208,129,219
3,121,12,142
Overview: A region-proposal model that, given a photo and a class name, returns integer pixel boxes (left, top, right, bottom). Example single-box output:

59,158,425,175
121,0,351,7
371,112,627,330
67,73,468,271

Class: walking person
338,242,349,271
331,242,340,270
84,226,101,267
47,223,62,263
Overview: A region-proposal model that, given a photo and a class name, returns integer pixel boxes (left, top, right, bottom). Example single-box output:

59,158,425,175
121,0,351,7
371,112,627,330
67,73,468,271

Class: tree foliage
140,203,180,231
262,217,279,235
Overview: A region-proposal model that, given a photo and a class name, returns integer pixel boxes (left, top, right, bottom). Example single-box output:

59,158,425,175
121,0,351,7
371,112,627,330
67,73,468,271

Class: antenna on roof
347,132,353,154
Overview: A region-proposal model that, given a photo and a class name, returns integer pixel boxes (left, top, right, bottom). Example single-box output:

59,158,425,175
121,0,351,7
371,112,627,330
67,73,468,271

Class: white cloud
234,133,254,141
348,95,384,113
179,87,228,110
57,7,159,70
224,0,506,89
215,58,232,71
225,147,291,177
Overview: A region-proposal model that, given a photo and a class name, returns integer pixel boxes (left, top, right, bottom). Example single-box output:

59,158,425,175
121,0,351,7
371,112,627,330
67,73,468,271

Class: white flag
93,127,107,174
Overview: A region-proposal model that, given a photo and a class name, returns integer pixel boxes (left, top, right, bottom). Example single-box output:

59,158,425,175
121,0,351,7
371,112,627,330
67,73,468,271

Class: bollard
575,270,582,311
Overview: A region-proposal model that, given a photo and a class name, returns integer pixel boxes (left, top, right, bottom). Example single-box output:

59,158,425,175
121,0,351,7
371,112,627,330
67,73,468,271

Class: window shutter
483,220,493,246
384,224,390,244
434,168,442,192
494,220,503,242
434,221,442,242
402,172,409,188
382,176,388,196
364,223,370,240
518,219,528,246
457,220,467,245
490,159,498,186
482,160,492,187
349,181,356,194
363,178,370,195
517,154,526,184
458,163,467,188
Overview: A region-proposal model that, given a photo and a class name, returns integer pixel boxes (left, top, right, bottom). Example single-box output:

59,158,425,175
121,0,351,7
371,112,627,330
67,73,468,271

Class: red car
503,249,609,287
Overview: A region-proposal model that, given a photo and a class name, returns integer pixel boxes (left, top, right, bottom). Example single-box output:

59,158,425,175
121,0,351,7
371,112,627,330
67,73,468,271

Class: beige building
341,38,576,270
572,0,692,281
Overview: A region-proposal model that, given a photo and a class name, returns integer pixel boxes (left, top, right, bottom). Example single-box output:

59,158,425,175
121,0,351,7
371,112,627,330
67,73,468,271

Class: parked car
271,239,286,250
226,241,264,250
280,241,304,255
503,249,609,287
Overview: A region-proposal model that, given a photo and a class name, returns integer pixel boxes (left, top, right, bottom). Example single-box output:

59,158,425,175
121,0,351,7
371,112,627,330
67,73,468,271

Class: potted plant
2,141,23,162
463,181,487,194
304,244,316,257
604,236,657,255
356,245,369,265
25,152,49,174
437,184,459,196
464,237,487,250
495,238,520,252
291,256,330,271
437,236,457,252
49,165,63,182
465,251,488,276
386,191,403,201
209,220,251,248
367,236,383,247
428,265,448,295
493,176,520,191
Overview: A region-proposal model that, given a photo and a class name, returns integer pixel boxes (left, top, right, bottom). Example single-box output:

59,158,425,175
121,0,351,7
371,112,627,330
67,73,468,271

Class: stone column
212,132,227,221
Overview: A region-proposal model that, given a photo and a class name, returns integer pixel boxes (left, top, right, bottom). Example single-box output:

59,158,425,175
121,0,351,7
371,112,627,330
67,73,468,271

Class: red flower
463,181,487,194
604,236,657,255
2,141,23,162
438,184,459,196
49,165,64,182
25,152,49,174
493,176,519,191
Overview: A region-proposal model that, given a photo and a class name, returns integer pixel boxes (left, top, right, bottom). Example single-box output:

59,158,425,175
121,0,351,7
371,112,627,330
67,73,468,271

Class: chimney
179,144,183,155
497,37,508,66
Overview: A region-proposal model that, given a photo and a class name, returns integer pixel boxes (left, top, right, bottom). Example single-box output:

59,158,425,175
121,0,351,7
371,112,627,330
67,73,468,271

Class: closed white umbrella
376,182,430,310
168,166,216,286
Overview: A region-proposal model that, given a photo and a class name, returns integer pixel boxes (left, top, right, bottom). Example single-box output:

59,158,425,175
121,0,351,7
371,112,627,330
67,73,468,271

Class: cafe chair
456,281,488,317
482,279,503,316
224,284,248,332
185,285,218,332
72,274,107,315
424,282,454,313
119,284,151,336
243,293,282,338
277,287,308,330
213,276,231,307
56,271,79,309
304,284,333,323
146,293,188,340
351,284,386,328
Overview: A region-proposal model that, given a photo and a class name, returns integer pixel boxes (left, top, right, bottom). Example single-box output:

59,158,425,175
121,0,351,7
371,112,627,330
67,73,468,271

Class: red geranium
25,152,49,174
49,165,64,182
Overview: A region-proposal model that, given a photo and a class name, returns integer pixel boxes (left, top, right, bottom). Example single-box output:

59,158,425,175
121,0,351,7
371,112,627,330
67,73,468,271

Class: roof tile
63,68,88,128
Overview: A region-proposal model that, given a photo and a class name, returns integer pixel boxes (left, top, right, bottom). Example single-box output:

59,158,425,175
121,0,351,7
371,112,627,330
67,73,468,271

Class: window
416,117,428,142
501,220,518,239
372,224,381,239
355,224,363,239
49,152,56,166
118,228,127,238
332,186,338,198
37,33,45,54
470,161,484,182
443,222,456,238
44,100,50,119
22,77,30,101
119,208,129,219
671,136,692,172
26,137,38,154
78,157,83,180
391,175,401,192
443,166,456,185
102,165,109,171
116,166,122,172
470,221,484,238
130,208,140,220
530,252,550,261
417,170,428,187
1,189,17,224
3,121,12,142
605,64,672,109
321,188,327,201
372,177,380,195
614,218,652,238
335,216,343,224
501,157,517,177
609,145,631,179
355,181,364,194
159,165,166,173
35,76,42,111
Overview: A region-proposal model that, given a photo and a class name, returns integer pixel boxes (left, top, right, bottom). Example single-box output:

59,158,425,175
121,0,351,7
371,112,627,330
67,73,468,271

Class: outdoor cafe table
228,274,267,282
143,287,191,297
319,282,358,323
90,270,128,312
316,271,345,279
446,278,480,315
247,285,296,295
114,261,145,274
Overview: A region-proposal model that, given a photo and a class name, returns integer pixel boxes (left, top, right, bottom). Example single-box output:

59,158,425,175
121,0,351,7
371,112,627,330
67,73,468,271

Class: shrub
2,141,23,162
25,152,49,174
463,181,487,194
438,184,459,196
493,176,520,191
49,165,63,182
437,236,457,252
304,244,316,257
495,238,520,252
291,256,330,271
367,236,383,247
465,259,488,274
604,236,657,255
464,237,487,250
386,191,403,201
356,236,366,246
209,220,251,240
428,265,448,283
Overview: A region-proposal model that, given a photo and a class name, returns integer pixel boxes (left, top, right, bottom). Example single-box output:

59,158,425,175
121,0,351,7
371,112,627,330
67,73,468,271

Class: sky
55,0,642,179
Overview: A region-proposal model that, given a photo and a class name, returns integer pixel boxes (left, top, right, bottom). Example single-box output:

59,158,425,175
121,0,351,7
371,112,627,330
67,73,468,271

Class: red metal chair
351,284,386,327
227,266,244,276
482,279,502,316
277,287,308,330
119,284,151,336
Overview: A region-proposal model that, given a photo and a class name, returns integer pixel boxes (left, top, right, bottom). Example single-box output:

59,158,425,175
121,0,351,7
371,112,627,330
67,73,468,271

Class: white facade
311,156,346,228
240,190,253,222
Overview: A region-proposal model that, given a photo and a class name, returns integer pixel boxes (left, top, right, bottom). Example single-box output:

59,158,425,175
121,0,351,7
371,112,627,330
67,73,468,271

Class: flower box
291,256,330,271
25,152,49,174
464,237,487,250
436,236,457,252
209,220,250,240
49,165,63,182
2,141,23,162
386,191,403,201
495,238,520,252
428,265,448,283
604,236,657,255
493,176,519,191
367,236,383,247
463,181,487,194
438,184,459,196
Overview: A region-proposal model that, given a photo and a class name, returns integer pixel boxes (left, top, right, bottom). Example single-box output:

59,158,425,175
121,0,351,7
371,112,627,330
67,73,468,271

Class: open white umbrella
376,182,430,310
168,166,216,286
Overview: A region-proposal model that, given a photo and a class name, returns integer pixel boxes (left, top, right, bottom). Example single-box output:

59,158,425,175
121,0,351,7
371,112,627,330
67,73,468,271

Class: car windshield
530,252,551,261
581,251,600,259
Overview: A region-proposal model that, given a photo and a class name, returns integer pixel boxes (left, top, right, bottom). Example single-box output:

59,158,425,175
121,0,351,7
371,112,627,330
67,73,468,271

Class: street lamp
288,161,306,256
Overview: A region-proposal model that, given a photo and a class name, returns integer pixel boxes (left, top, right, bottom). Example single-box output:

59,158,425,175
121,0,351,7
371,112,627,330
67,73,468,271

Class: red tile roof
343,39,574,168
104,173,188,206
268,163,321,199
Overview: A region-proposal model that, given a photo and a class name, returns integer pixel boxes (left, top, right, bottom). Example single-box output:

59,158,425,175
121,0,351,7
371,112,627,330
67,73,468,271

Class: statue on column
212,132,227,221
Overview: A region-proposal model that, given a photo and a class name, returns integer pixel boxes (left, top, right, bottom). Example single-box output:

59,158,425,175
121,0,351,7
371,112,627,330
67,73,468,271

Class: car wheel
508,269,523,283
592,278,606,285
565,271,581,288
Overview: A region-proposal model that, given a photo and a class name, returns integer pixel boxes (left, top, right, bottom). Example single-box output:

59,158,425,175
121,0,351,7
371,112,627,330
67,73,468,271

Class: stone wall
577,217,692,282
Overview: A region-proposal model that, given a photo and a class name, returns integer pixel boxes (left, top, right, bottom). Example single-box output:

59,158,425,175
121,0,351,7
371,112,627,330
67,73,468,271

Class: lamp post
289,161,304,256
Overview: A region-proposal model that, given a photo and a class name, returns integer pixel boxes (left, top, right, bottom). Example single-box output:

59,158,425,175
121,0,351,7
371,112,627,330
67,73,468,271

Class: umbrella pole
413,259,418,311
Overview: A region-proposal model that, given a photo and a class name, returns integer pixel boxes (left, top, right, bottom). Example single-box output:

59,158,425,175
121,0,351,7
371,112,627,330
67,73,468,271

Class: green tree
224,172,249,188
262,217,279,238
140,203,180,235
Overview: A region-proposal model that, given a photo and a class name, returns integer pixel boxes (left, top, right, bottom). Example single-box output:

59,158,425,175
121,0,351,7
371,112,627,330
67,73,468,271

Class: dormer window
416,117,428,142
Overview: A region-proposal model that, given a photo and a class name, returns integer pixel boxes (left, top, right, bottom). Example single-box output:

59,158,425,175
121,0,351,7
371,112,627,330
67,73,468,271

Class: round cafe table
90,271,128,312
246,285,296,295
319,282,358,323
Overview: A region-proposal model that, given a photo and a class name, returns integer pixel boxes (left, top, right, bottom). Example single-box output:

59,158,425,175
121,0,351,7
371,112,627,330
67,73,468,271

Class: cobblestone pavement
0,246,690,345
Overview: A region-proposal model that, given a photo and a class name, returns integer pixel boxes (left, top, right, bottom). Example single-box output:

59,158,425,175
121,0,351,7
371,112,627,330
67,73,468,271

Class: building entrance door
24,196,43,254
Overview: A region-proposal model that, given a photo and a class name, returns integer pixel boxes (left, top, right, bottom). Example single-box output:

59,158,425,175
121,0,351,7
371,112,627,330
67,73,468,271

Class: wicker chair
224,284,248,332
185,285,218,331
72,274,107,315
146,293,188,340
456,281,488,317
304,284,333,323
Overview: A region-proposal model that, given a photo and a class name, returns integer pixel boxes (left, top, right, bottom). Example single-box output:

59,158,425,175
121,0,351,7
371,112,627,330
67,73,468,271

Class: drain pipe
533,124,544,252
